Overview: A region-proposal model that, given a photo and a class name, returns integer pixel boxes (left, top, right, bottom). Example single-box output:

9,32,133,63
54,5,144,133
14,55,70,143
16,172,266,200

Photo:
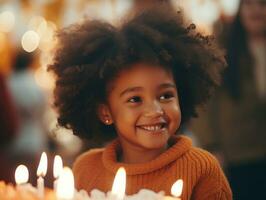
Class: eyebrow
120,87,143,97
158,83,176,89
119,83,176,97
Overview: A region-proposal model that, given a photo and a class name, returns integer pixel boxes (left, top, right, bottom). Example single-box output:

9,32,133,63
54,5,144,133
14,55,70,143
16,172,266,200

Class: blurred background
0,0,265,199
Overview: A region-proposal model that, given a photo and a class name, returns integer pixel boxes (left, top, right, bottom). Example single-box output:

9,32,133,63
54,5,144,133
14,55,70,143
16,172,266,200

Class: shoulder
73,148,104,173
187,146,221,174
72,148,104,189
186,147,232,199
170,136,219,172
186,146,229,182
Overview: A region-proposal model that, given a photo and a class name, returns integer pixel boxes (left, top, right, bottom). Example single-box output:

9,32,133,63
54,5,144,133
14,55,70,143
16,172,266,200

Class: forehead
108,63,175,90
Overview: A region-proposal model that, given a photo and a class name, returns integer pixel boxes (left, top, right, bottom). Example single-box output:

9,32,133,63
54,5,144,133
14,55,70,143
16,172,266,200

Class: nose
143,100,164,118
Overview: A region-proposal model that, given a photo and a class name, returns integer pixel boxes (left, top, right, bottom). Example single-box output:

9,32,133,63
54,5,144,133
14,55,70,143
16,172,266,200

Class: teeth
140,125,163,131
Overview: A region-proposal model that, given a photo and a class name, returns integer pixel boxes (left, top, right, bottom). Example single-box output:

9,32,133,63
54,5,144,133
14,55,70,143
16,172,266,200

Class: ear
97,104,113,125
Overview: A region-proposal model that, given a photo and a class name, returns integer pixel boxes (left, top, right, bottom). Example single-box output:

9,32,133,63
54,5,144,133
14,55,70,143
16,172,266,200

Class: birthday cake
0,181,55,200
0,181,178,200
0,154,182,200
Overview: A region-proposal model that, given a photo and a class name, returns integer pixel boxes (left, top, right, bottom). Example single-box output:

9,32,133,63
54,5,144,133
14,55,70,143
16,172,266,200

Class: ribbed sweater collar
102,135,192,175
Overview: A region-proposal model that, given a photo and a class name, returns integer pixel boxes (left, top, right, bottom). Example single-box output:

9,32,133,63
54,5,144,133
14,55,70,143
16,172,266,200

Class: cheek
173,105,182,125
166,103,181,125
113,106,141,125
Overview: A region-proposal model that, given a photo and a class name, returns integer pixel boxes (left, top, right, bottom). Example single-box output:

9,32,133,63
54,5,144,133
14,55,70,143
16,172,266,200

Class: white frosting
72,188,165,200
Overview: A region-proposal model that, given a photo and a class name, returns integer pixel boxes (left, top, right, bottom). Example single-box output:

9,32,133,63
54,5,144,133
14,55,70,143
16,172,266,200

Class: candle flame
56,167,75,199
111,167,126,200
53,155,63,178
37,152,48,177
15,165,29,185
171,179,183,197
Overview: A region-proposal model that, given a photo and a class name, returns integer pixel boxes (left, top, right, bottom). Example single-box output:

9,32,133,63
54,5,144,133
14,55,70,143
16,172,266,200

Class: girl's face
99,63,181,157
240,0,266,36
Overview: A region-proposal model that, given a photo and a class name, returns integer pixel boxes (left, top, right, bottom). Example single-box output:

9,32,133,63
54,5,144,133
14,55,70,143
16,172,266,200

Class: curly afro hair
49,6,226,142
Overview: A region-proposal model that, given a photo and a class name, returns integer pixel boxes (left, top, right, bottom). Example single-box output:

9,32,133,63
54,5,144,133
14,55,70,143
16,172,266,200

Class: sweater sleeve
191,149,232,200
196,177,232,200
198,189,231,200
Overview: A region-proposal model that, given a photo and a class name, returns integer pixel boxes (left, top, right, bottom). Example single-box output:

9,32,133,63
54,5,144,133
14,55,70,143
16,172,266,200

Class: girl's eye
127,96,142,103
159,92,174,100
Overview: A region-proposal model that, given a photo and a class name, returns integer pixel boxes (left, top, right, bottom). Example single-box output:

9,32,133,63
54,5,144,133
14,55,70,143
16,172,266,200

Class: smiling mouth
137,123,166,132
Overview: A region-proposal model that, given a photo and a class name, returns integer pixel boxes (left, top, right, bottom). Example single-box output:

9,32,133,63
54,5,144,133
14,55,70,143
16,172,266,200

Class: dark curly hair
49,6,226,142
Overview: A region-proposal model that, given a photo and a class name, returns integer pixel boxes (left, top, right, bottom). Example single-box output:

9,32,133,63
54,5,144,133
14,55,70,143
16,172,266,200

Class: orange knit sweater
73,136,232,200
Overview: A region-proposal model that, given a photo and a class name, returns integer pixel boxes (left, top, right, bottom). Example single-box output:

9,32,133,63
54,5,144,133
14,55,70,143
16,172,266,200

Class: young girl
49,6,232,200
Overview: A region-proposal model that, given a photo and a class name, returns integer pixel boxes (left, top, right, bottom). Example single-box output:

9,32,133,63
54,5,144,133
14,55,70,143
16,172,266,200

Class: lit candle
15,164,37,197
53,155,63,191
15,165,29,185
110,167,126,200
56,167,75,200
164,179,183,200
36,152,48,199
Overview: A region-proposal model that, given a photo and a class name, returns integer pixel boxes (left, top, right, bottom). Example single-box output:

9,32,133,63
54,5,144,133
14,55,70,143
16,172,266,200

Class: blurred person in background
189,0,266,199
0,72,19,182
7,48,49,184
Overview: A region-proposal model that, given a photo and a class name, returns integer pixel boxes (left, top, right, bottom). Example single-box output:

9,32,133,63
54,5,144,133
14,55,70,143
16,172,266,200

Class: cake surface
0,181,56,200
0,181,178,200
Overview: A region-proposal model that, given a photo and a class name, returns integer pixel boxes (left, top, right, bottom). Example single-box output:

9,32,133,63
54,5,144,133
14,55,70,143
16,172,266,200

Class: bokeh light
189,0,220,33
34,66,55,90
39,21,57,52
220,0,240,16
21,30,40,52
0,11,15,33
0,32,6,52
28,16,46,32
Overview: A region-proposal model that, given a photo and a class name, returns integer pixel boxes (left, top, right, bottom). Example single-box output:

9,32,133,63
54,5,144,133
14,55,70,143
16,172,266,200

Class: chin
142,142,168,150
